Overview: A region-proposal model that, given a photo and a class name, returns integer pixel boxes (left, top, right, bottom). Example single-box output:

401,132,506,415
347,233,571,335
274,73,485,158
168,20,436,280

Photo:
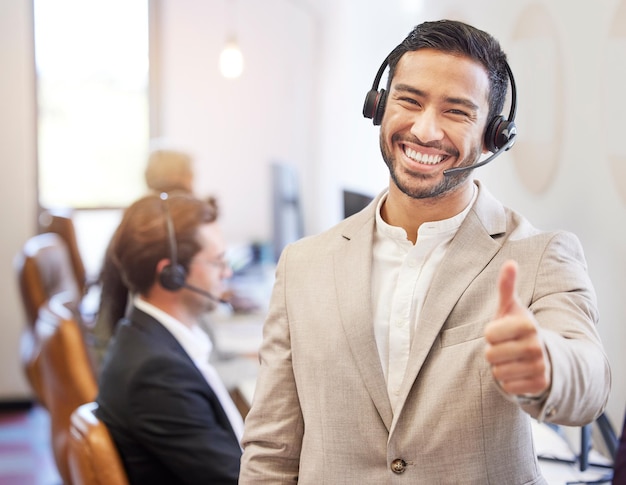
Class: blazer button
391,458,407,474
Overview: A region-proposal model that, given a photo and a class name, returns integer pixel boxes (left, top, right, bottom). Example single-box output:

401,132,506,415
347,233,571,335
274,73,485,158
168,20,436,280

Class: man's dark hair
386,19,509,122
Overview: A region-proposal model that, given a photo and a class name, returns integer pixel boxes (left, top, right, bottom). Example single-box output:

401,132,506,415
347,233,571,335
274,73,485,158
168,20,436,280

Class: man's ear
155,258,171,274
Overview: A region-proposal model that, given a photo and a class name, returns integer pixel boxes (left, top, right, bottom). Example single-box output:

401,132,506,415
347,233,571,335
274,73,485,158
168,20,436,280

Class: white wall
152,0,318,247
1,0,624,434
0,0,38,400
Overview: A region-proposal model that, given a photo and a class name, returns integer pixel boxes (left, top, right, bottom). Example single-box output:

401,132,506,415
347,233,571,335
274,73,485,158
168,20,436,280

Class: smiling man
240,20,611,484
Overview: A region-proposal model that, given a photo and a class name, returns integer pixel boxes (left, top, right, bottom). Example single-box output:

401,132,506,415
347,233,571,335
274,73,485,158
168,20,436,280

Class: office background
1,0,624,435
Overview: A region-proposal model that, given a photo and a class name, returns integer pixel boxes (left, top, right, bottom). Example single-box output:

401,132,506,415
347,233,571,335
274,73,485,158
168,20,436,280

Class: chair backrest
16,233,84,411
34,296,98,484
15,232,81,328
39,209,87,293
68,402,130,485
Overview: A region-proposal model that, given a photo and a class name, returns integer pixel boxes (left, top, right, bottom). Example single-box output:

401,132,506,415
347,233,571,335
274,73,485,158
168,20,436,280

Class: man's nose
410,109,444,143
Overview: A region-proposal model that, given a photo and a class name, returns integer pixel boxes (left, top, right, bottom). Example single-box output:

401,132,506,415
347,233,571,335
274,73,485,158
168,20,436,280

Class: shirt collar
375,183,478,241
133,296,213,363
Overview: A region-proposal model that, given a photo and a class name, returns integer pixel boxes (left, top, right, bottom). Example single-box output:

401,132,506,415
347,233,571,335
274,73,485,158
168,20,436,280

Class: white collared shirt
134,297,245,445
372,186,477,411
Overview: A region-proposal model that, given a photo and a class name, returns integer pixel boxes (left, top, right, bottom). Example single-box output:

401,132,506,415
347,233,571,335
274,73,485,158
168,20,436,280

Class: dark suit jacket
96,307,241,485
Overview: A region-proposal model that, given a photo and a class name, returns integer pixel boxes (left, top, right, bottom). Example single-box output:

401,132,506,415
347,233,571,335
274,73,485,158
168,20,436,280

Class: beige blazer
240,181,611,485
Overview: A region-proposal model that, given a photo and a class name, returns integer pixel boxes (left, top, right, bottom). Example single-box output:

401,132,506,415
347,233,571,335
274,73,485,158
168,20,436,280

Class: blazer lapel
391,183,506,425
334,195,394,431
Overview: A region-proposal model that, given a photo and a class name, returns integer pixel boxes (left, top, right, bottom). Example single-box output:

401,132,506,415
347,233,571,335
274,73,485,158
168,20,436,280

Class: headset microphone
159,193,229,305
182,283,230,305
443,135,516,176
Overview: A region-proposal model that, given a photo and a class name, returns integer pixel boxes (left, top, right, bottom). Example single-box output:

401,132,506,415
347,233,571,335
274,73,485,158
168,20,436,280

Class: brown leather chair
39,209,88,294
33,295,98,484
15,233,84,404
15,232,82,328
68,402,129,485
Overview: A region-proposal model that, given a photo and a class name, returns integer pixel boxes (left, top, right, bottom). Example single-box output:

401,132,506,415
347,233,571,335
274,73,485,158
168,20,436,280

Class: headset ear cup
485,116,518,152
373,89,387,126
159,263,187,291
484,115,504,152
363,89,380,121
495,120,517,151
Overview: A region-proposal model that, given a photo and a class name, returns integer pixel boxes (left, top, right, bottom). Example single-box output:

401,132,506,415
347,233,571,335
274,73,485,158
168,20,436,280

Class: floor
0,404,61,485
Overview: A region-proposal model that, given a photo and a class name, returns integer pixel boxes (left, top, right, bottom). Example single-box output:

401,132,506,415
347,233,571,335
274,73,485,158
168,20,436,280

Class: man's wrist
515,390,549,406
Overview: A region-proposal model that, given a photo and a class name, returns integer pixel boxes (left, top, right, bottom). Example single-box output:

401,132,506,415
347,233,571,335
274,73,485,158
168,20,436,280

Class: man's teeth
404,147,444,165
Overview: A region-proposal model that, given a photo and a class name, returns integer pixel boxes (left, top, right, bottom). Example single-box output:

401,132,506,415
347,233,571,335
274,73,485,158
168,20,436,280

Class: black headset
157,193,228,303
158,193,188,291
362,53,517,154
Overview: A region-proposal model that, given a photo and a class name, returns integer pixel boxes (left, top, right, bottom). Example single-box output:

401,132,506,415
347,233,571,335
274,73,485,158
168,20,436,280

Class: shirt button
390,458,407,474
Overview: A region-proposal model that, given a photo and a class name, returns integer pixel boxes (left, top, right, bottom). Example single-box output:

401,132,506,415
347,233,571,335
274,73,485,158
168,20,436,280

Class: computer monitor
342,189,374,219
271,162,304,262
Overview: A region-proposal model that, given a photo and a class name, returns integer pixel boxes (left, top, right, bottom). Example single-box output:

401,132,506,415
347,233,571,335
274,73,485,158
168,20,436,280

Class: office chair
39,209,88,294
68,402,129,485
15,232,82,328
38,209,108,328
15,232,84,404
33,294,98,484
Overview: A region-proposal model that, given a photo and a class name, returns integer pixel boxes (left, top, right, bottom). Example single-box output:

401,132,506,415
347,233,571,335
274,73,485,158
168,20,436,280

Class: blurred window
34,0,149,209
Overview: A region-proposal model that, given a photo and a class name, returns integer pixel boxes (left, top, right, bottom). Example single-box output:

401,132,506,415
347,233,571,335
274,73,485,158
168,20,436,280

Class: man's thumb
497,259,519,317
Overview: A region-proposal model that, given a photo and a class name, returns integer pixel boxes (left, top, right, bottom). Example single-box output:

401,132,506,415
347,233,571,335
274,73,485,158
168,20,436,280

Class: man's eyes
398,96,420,106
447,109,470,117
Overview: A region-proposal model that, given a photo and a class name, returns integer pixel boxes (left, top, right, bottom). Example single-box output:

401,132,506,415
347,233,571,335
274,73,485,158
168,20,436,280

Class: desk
534,420,613,484
210,312,265,358
209,311,264,418
540,461,612,484
208,262,273,418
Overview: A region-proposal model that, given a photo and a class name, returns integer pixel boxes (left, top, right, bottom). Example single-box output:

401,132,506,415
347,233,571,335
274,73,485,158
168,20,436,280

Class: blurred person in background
96,192,242,484
144,142,195,195
88,141,206,369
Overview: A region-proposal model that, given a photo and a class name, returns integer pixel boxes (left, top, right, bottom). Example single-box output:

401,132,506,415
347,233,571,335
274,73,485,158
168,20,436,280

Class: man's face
184,222,232,311
379,48,491,199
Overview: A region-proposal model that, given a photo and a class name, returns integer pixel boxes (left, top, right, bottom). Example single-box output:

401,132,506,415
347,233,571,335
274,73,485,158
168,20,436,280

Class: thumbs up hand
484,260,551,399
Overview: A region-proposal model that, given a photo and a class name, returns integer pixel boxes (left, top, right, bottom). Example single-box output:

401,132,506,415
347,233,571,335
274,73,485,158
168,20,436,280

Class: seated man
88,142,196,370
96,192,242,485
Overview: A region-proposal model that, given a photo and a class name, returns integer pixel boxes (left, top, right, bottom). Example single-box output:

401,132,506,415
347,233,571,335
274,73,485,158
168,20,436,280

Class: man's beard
380,133,480,200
